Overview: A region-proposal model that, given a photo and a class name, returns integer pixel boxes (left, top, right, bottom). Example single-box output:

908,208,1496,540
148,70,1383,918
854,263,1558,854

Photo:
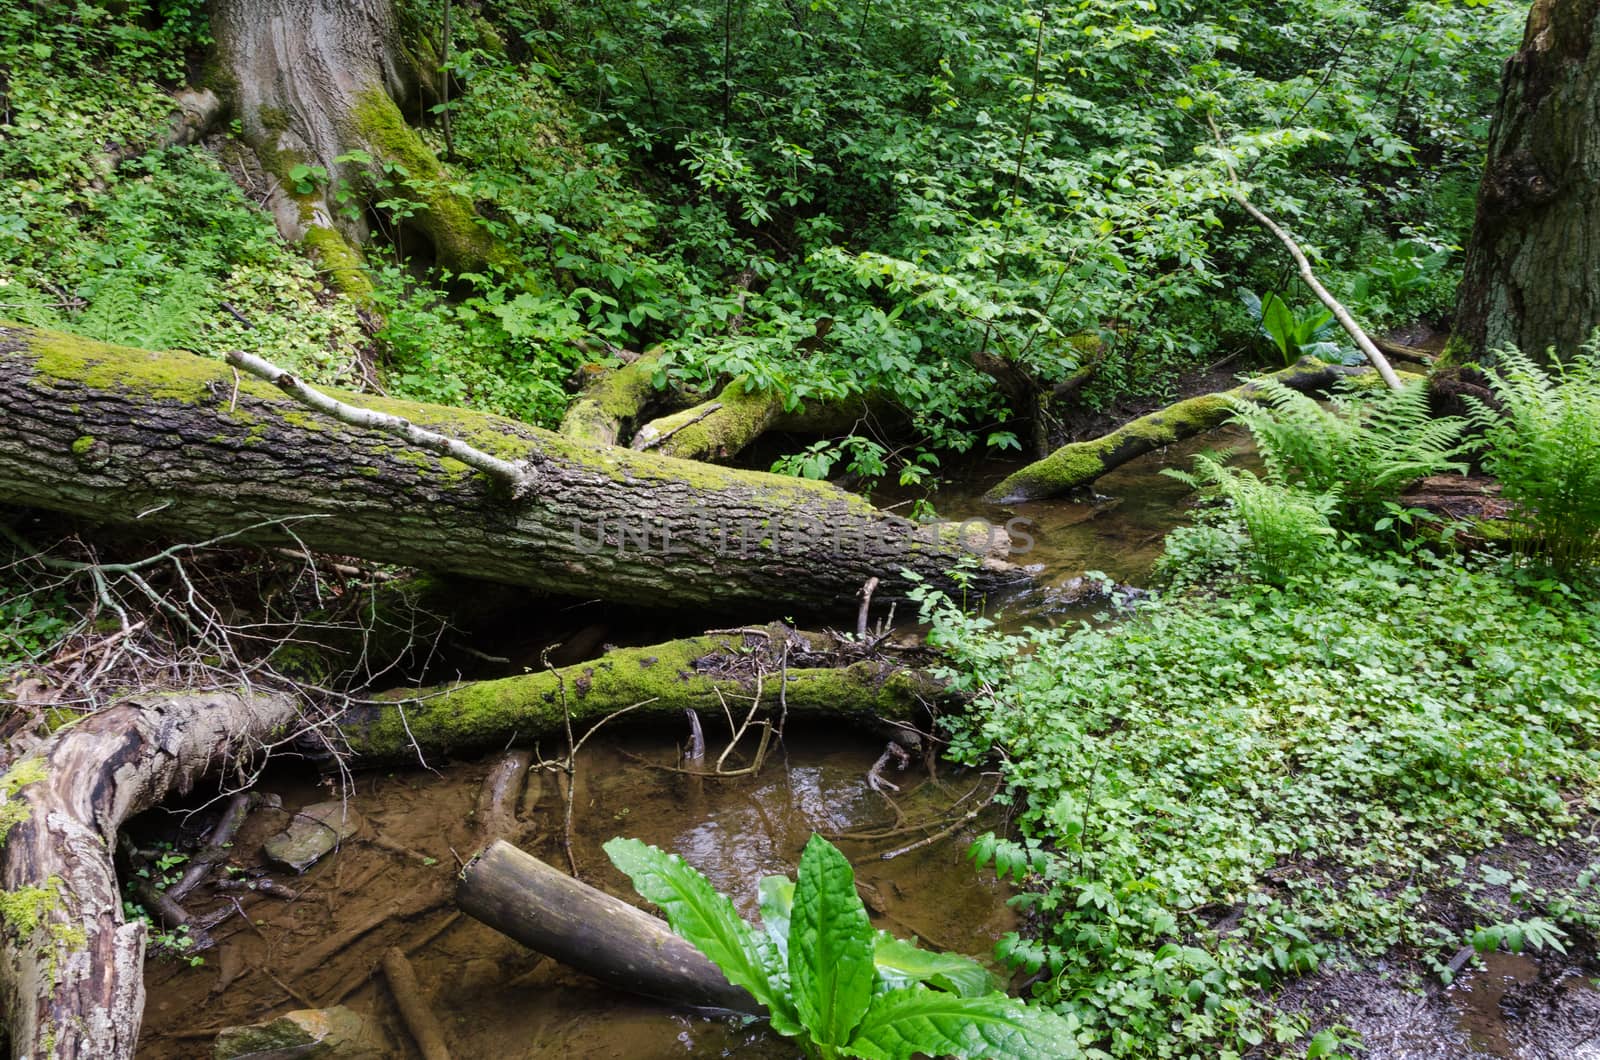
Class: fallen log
340,625,936,761
0,631,937,1053
456,840,760,1015
0,323,1017,611
629,376,880,462
984,358,1370,503
0,689,300,1059
558,350,669,447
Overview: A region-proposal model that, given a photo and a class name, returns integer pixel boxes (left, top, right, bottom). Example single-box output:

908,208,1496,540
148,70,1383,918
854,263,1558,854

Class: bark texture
457,841,760,1014
210,0,509,280
1454,0,1600,362
0,325,1014,611
0,690,300,1060
984,359,1377,503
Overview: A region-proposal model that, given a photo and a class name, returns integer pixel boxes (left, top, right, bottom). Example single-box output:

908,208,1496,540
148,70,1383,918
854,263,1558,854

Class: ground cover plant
922,551,1600,1057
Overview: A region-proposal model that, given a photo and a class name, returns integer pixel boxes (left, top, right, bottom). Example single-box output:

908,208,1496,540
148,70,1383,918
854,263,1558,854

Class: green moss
0,758,47,845
0,883,56,937
647,377,783,461
348,628,923,758
351,88,516,273
70,435,95,455
302,225,377,309
258,105,291,134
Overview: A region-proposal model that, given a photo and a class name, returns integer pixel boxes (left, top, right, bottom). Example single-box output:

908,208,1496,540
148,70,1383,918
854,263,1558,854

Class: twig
635,402,723,451
855,576,879,639
881,778,1001,860
225,350,539,496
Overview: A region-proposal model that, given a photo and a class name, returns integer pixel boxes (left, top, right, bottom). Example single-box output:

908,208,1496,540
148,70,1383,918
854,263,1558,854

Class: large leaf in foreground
871,934,997,998
790,835,876,1046
758,873,795,961
602,837,778,1014
843,988,1083,1060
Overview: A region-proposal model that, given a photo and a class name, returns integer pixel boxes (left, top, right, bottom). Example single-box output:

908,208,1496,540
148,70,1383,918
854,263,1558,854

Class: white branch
1229,191,1404,391
225,351,538,497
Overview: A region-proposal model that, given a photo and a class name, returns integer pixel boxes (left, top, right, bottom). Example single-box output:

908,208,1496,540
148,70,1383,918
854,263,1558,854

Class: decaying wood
0,689,299,1059
0,324,1018,611
984,358,1374,503
381,946,452,1060
474,750,534,839
456,840,761,1015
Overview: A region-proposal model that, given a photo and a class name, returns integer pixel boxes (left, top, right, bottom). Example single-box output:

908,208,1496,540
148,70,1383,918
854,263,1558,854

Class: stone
212,1005,386,1058
262,801,364,873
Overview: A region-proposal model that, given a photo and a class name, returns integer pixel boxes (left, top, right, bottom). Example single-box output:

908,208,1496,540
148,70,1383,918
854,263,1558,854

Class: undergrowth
923,553,1600,1058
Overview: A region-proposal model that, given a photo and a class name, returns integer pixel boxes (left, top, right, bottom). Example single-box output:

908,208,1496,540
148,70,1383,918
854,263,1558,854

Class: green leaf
872,934,997,997
1260,293,1296,358
790,835,876,1046
758,874,795,961
844,988,1083,1060
602,838,778,1013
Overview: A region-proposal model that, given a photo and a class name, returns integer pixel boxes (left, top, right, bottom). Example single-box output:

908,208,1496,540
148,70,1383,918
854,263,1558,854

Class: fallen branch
225,349,539,497
1208,114,1403,391
984,358,1372,502
382,946,453,1060
456,840,760,1015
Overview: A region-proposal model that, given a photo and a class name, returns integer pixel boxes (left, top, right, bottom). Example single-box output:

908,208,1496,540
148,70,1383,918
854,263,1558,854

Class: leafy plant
1164,453,1336,585
1467,344,1600,576
604,834,1081,1059
1239,289,1343,366
1223,377,1468,531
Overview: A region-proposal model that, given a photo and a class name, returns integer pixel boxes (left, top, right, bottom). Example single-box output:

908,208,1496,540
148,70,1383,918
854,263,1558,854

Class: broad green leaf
602,838,779,1015
1260,293,1296,358
758,874,795,960
872,934,997,998
843,988,1083,1060
790,835,876,1046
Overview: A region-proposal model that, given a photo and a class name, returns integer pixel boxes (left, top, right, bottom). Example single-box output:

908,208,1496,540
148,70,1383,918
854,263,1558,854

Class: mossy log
630,377,882,462
0,324,1016,610
0,689,302,1059
340,626,934,761
983,359,1369,503
457,841,762,1015
558,350,669,447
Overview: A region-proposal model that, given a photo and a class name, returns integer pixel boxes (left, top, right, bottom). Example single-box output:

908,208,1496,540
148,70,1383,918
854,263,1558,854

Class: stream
134,433,1599,1058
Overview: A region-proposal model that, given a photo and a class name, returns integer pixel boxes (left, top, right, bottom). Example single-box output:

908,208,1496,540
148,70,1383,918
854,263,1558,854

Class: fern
74,269,212,350
1224,377,1467,530
1164,453,1336,585
1466,344,1600,576
0,283,66,329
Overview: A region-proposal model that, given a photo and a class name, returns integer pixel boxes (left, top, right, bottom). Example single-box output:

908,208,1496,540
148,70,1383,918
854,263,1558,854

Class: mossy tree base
211,0,513,279
0,324,1016,611
984,359,1373,503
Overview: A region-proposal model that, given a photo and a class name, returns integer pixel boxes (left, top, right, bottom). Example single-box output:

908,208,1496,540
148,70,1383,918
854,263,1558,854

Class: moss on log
0,324,1016,610
341,626,933,760
558,350,668,447
984,359,1372,503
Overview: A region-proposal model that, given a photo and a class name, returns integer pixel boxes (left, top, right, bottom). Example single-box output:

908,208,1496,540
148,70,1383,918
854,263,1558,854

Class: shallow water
137,732,1013,1057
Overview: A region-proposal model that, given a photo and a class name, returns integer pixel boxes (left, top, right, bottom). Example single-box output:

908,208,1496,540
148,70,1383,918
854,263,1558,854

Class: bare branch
225,350,540,497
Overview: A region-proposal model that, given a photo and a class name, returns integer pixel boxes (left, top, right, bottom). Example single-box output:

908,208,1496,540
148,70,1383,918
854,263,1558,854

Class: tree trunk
210,0,510,295
1453,0,1600,363
983,359,1383,503
0,325,1017,611
456,841,761,1015
0,690,301,1060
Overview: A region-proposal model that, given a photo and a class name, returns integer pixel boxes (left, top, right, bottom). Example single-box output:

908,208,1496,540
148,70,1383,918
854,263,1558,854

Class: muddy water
136,731,1013,1058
